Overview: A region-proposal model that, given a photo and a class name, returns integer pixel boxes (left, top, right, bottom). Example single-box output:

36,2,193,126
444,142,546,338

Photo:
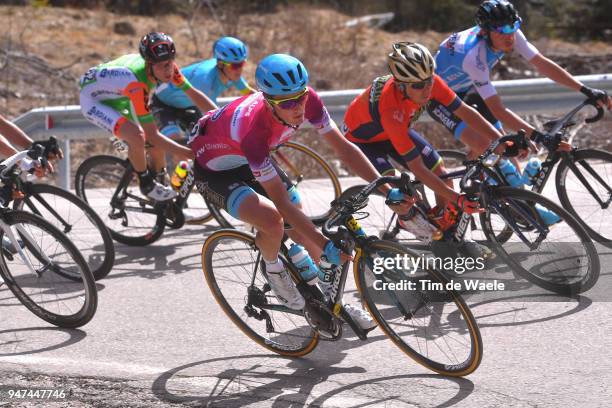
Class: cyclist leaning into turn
79,32,216,202
431,0,611,168
342,42,518,245
151,36,254,144
189,53,411,329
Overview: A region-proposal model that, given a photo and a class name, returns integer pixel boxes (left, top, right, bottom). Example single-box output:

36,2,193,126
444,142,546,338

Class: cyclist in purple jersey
190,54,411,326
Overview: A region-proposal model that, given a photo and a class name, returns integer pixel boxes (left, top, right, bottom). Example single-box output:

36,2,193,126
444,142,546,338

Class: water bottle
498,159,523,187
535,203,561,225
170,161,190,190
520,157,542,186
287,244,319,285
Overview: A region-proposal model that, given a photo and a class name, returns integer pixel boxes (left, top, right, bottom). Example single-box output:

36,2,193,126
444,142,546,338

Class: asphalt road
1,173,611,407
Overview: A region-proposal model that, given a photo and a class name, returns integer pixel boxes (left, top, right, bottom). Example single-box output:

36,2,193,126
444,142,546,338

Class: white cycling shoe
267,269,305,310
320,280,377,331
344,304,377,331
142,181,177,202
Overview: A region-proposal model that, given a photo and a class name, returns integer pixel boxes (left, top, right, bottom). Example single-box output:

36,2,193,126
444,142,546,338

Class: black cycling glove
580,86,608,103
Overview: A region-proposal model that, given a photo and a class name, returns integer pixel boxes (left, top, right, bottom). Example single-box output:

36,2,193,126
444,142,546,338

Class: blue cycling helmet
255,54,309,96
213,36,248,63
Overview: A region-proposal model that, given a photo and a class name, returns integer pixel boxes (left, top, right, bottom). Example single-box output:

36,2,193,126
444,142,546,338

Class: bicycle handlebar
583,98,605,124
321,173,415,238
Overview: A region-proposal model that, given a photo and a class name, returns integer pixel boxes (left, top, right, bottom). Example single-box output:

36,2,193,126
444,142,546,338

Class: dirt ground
0,4,610,161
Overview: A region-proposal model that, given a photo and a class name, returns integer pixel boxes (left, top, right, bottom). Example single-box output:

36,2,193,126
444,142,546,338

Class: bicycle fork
0,219,52,277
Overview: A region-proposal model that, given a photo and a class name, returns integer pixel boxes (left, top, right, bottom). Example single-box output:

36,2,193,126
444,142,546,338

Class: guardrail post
58,139,70,190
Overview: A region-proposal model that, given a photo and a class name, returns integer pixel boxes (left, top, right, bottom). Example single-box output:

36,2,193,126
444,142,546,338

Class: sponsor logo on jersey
98,68,132,79
393,110,404,123
86,106,113,126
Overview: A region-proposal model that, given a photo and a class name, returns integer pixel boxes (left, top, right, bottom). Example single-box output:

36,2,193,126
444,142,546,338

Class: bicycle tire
14,183,115,280
206,141,341,229
354,239,482,376
202,229,319,356
556,148,612,248
0,210,97,328
480,186,600,295
75,155,166,246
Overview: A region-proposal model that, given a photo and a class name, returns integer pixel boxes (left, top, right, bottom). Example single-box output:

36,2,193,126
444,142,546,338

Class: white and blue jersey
435,26,539,100
154,58,249,108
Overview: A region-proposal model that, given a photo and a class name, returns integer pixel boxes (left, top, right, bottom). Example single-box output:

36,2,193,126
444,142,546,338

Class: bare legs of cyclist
238,194,307,310
236,193,376,330
117,121,179,201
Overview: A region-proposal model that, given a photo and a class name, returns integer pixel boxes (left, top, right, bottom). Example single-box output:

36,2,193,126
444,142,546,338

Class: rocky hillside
0,4,610,154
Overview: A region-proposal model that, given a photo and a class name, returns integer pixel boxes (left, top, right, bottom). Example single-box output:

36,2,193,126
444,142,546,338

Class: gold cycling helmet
387,42,436,83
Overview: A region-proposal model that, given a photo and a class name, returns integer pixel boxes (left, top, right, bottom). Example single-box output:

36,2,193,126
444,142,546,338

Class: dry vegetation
0,3,610,172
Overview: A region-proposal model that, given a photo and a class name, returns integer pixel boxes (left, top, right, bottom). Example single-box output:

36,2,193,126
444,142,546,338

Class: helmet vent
273,73,288,86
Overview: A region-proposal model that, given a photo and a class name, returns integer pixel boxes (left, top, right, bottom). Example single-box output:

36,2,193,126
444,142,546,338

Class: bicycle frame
19,181,72,233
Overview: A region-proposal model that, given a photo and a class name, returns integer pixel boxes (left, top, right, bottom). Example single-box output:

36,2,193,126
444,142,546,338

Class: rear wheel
75,155,165,246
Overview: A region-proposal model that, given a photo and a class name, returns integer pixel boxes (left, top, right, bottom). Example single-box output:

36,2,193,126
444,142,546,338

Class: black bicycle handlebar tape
585,100,605,123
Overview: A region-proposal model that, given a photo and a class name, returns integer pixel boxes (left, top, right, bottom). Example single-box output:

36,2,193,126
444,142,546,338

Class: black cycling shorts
352,129,442,175
150,94,202,140
426,90,502,140
193,162,298,218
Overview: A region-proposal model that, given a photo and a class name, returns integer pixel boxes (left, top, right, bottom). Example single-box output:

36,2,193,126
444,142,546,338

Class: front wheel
0,210,97,328
202,229,319,356
556,148,612,248
481,186,600,295
355,239,482,376
14,183,115,280
75,155,166,246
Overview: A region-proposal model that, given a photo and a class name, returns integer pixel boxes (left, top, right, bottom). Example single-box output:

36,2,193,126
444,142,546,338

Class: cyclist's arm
322,127,382,185
141,121,193,160
482,94,537,137
529,54,583,92
236,77,256,95
381,109,458,203
0,135,18,157
170,63,217,113
322,125,409,205
454,100,503,142
404,154,459,203
0,114,33,150
183,86,218,113
259,173,327,258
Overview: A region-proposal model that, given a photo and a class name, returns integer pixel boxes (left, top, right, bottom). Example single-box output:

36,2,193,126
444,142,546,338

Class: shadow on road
0,326,86,357
454,293,593,328
151,353,474,407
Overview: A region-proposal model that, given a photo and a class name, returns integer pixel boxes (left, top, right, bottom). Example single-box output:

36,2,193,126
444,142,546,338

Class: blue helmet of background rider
213,36,248,63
